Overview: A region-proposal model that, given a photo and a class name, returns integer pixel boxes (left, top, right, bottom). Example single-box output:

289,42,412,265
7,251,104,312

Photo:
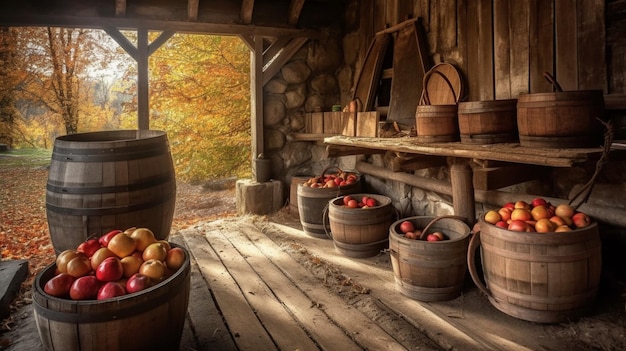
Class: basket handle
420,69,458,106
319,165,343,178
417,215,465,240
467,230,491,297
543,72,563,92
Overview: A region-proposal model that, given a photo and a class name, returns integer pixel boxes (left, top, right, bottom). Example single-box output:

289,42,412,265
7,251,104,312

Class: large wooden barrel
297,167,361,239
468,216,602,323
389,216,470,301
289,174,312,219
516,90,604,148
326,194,394,258
457,99,518,144
415,104,459,143
33,243,191,351
46,130,176,254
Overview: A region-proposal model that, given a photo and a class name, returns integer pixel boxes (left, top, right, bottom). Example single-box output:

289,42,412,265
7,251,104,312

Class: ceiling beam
115,0,126,16
263,37,308,85
288,0,306,26
187,0,199,21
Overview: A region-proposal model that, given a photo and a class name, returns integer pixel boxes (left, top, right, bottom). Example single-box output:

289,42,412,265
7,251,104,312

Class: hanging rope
568,118,614,209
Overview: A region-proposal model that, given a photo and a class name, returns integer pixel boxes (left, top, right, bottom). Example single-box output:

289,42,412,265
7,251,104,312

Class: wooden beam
288,0,306,26
251,35,264,159
262,37,308,85
239,34,255,51
324,145,385,158
385,153,446,172
472,164,546,191
115,0,126,16
148,30,176,56
241,0,255,24
187,0,199,21
104,27,138,61
137,28,150,130
263,36,290,68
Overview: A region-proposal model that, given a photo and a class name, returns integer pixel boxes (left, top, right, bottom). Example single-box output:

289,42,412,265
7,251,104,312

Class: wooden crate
341,112,357,136
323,112,343,134
305,112,324,133
356,111,379,137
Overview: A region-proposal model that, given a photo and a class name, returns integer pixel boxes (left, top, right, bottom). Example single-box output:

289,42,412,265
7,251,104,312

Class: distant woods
0,28,251,181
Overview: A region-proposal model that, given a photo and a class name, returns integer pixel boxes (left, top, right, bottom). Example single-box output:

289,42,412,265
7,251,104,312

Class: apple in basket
97,282,127,300
76,238,102,258
44,273,76,298
96,256,124,282
70,276,101,300
399,221,415,234
126,273,154,294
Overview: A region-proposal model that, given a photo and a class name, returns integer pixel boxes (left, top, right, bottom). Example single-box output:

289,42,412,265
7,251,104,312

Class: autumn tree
0,28,20,147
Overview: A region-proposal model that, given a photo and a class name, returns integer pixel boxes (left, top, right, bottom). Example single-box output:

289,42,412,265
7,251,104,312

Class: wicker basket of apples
33,227,190,351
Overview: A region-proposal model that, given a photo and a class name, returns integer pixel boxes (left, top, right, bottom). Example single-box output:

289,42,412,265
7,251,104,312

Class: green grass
0,148,52,168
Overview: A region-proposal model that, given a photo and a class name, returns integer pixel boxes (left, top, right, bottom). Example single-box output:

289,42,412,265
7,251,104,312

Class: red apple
76,238,102,258
366,198,377,207
572,212,591,228
343,195,354,206
97,282,126,300
166,247,186,271
96,256,124,282
495,220,508,228
361,196,370,206
511,208,532,222
531,197,548,208
347,199,358,208
399,221,415,234
426,233,442,242
514,201,531,210
69,275,101,300
126,273,153,294
498,207,513,222
44,273,76,298
90,247,118,271
99,229,122,247
502,202,515,210
549,215,567,227
508,219,532,232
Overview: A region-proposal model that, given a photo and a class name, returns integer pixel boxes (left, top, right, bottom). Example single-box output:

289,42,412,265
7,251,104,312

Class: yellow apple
484,210,502,225
139,259,167,281
108,232,137,258
130,227,157,252
142,242,168,261
120,255,144,278
90,247,118,271
166,247,186,271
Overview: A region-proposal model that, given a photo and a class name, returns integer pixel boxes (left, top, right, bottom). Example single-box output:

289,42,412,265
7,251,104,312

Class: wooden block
473,164,546,191
356,111,379,137
341,112,357,136
323,112,343,134
305,112,324,134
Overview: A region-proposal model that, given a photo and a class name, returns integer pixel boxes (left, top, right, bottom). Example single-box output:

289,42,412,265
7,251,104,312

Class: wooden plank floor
169,212,625,351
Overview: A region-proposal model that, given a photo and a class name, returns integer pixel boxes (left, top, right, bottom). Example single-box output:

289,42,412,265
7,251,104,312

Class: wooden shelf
324,135,609,168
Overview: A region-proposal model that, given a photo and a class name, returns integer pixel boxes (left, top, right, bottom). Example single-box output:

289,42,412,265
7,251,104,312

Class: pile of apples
483,197,592,233
397,220,446,241
43,227,186,301
341,195,379,209
301,171,358,188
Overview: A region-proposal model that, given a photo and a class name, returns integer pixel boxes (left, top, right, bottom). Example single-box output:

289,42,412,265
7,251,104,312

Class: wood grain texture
493,0,512,99
555,0,578,90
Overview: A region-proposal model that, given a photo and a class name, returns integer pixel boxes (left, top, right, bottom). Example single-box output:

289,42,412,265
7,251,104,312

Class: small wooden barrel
468,217,602,323
415,104,459,142
33,243,191,351
46,130,176,254
517,90,604,148
326,194,394,258
458,99,518,144
289,174,312,219
389,216,470,301
297,167,361,239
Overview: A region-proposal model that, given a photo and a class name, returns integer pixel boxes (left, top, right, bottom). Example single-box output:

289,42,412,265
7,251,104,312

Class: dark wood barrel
326,194,394,258
46,130,176,254
458,99,518,144
389,216,470,301
33,243,191,351
516,90,604,148
415,104,459,143
468,216,601,323
289,174,312,219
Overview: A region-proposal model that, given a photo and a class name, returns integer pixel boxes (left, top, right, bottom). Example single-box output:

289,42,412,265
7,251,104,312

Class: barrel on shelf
297,167,361,238
289,174,313,219
33,243,191,351
415,104,459,143
516,90,605,148
46,130,176,254
389,216,471,301
457,99,518,144
468,216,602,323
325,194,394,258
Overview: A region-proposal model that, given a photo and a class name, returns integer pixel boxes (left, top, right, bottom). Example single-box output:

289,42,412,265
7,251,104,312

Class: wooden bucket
46,130,176,254
32,243,191,351
389,216,471,301
516,90,604,148
458,99,518,144
415,104,459,142
289,174,312,219
468,216,602,323
325,194,394,258
297,167,361,239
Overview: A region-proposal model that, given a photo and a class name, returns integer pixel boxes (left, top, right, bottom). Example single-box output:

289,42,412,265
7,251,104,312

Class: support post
450,159,475,226
250,35,264,160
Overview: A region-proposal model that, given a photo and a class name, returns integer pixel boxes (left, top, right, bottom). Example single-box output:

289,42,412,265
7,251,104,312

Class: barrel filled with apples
468,199,601,323
297,166,361,238
324,194,394,258
389,216,471,301
32,227,190,351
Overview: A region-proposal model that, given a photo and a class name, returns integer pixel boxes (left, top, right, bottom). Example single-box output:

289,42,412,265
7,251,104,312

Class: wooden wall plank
529,0,554,93
509,0,530,97
358,0,375,74
493,0,512,99
465,0,480,100
555,0,578,91
456,0,468,94
374,0,388,31
578,0,606,91
477,0,494,100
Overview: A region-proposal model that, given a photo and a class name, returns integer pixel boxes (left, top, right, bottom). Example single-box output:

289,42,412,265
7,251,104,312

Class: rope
568,118,614,209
